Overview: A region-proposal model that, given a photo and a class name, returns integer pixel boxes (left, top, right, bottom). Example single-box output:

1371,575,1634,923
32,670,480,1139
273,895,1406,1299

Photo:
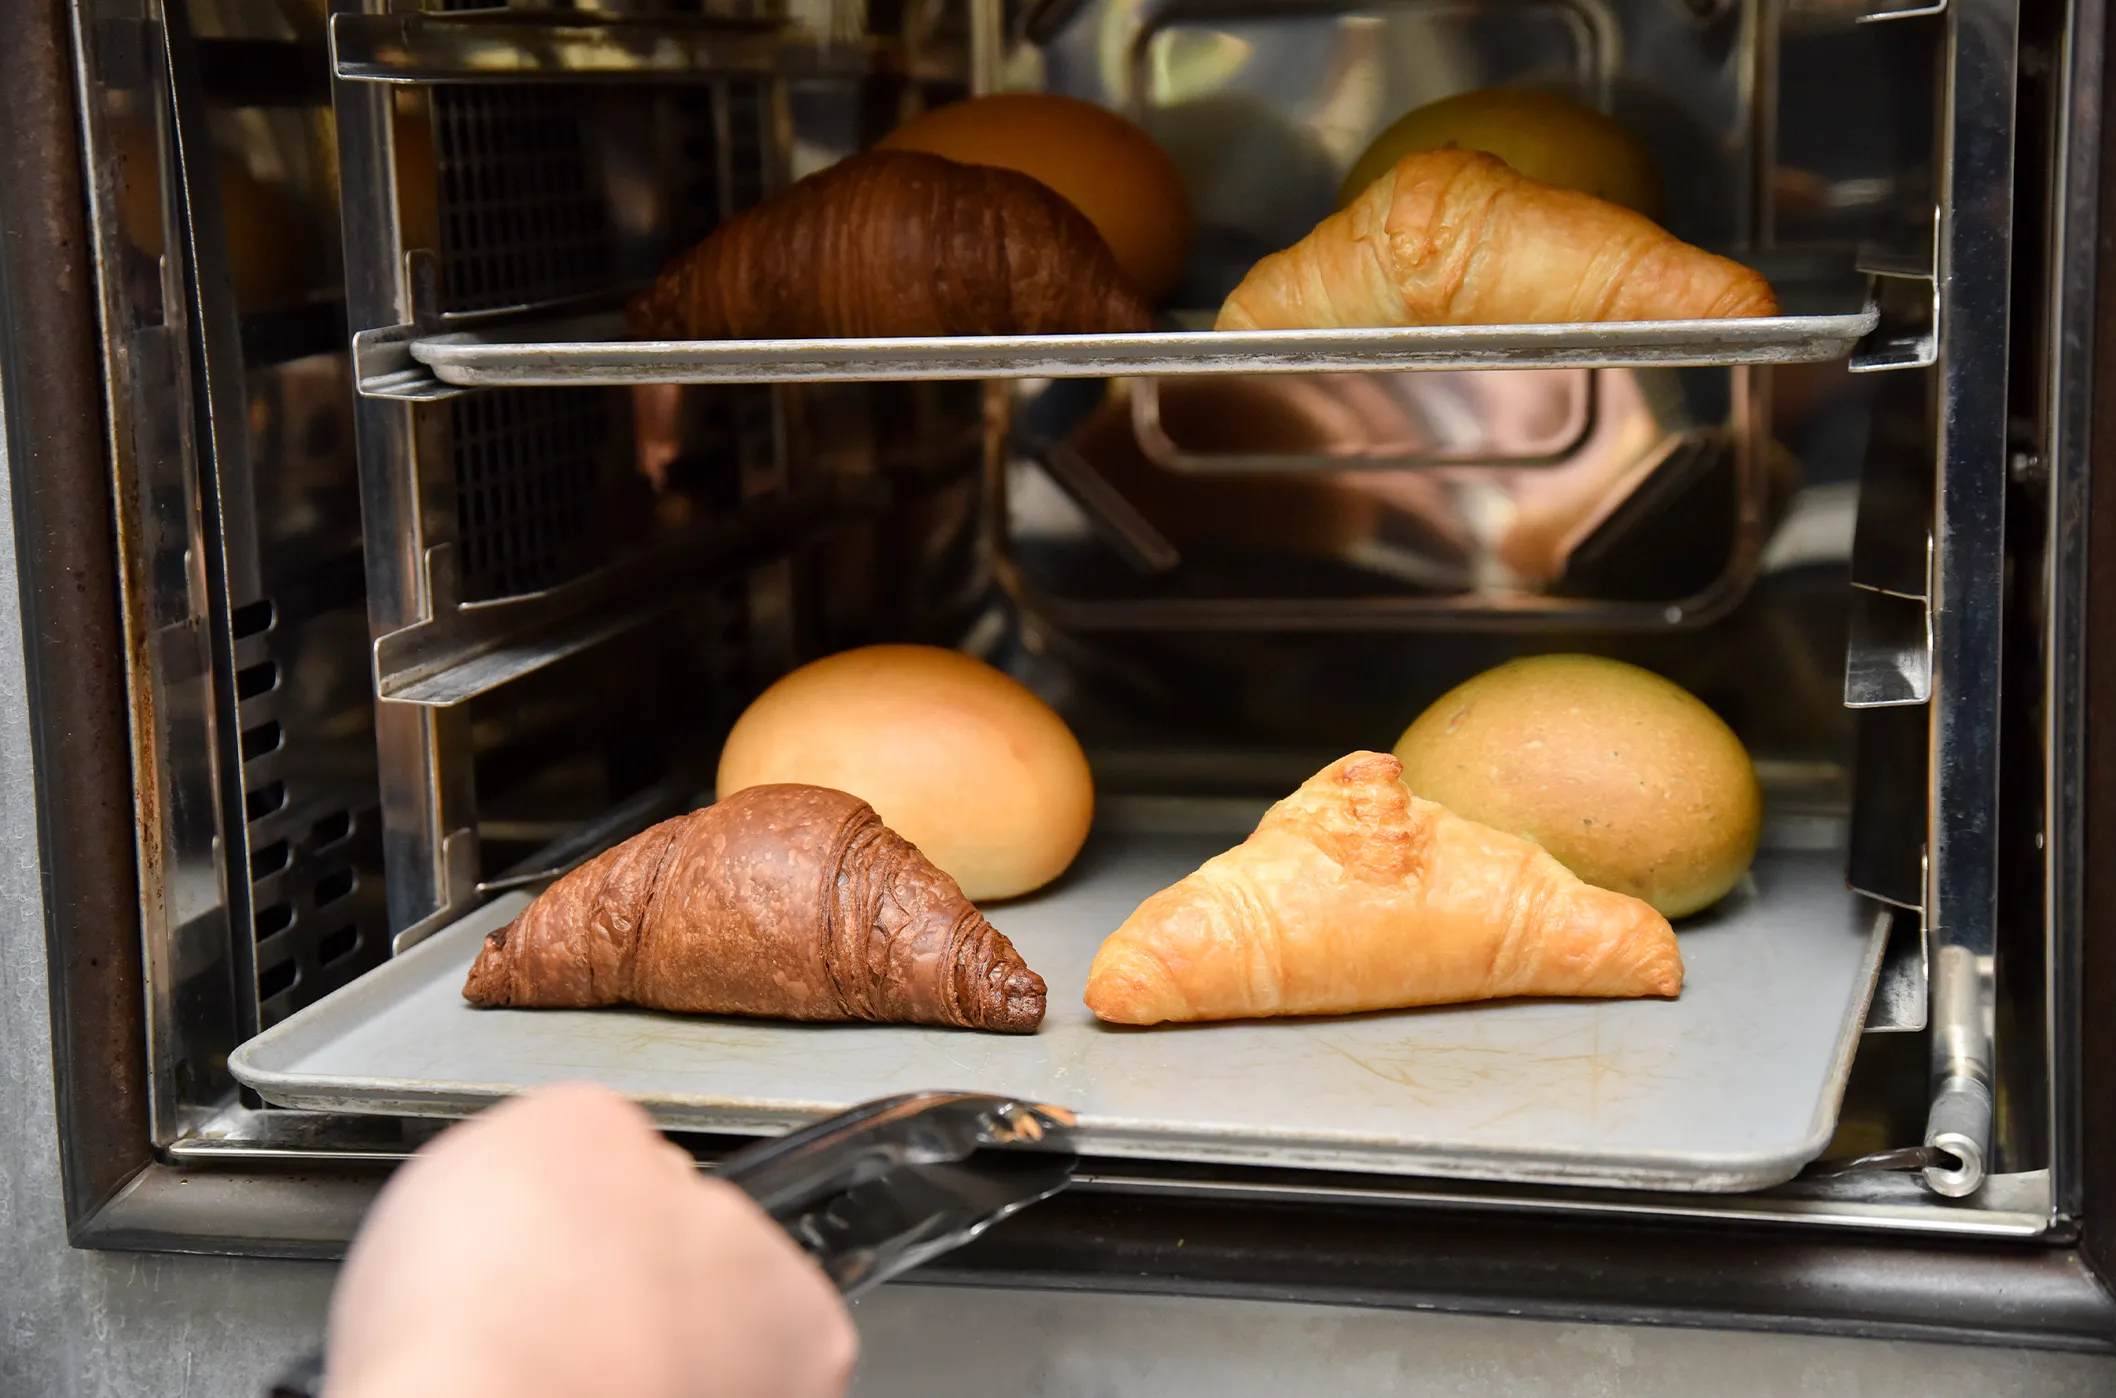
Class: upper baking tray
406,295,1879,389
230,814,1886,1192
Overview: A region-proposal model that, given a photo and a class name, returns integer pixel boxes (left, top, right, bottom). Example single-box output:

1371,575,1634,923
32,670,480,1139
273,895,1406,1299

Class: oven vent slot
250,798,378,1028
232,580,389,1029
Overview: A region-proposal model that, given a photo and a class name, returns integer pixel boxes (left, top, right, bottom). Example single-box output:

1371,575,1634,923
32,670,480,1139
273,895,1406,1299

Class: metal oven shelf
384,298,1883,394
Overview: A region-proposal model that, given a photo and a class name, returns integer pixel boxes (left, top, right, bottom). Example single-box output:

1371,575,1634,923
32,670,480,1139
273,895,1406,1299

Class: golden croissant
1085,752,1682,1025
629,149,1153,340
1216,148,1777,332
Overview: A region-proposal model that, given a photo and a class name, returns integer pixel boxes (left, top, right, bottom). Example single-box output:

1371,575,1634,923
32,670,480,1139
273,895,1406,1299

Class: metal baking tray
231,808,1886,1192
405,297,1881,389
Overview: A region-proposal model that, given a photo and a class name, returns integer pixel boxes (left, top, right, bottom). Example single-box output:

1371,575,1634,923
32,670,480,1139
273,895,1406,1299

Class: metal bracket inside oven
1857,0,1948,22
1864,905,1930,1034
1844,370,1935,708
326,11,874,87
353,319,455,402
1847,244,1939,375
352,252,456,401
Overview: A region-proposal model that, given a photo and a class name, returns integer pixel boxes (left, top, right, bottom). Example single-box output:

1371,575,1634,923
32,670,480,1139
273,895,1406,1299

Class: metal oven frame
6,0,2116,1351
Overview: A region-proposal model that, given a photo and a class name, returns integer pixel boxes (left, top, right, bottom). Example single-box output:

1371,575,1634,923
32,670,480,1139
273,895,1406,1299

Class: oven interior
72,0,2076,1239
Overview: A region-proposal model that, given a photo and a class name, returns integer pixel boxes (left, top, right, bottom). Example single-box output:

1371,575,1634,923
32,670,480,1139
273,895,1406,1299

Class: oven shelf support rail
1917,0,2017,1198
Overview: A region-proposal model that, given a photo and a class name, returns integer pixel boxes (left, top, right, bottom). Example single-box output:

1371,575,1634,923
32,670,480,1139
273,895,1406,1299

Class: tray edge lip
222,1072,1835,1193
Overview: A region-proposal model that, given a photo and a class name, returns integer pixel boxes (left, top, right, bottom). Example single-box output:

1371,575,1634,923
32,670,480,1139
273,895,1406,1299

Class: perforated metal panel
431,85,615,316
238,360,389,1030
426,77,620,601
429,75,781,604
451,388,616,601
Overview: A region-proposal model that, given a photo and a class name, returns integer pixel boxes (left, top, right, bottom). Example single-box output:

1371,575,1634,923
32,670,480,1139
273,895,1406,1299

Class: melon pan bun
1393,654,1761,918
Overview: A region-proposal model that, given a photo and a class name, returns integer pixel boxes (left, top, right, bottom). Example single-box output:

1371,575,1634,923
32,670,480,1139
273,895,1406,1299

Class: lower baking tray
404,292,1880,389
229,818,1886,1192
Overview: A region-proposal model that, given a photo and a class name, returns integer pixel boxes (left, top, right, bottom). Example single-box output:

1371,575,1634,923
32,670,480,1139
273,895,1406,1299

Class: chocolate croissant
462,784,1047,1032
629,149,1153,340
1217,148,1777,332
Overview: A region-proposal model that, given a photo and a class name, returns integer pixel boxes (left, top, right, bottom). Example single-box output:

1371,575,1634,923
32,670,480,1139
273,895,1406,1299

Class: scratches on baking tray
1458,1095,1551,1133
1311,1016,1671,1125
605,1023,774,1054
1311,1037,1522,1107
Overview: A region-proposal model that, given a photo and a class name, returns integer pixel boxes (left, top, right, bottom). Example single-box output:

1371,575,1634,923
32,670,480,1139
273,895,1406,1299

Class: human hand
324,1083,857,1398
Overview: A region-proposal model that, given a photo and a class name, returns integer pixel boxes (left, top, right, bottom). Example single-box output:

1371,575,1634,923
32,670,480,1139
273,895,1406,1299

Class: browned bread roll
878,93,1193,301
462,784,1047,1032
629,149,1154,340
716,646,1092,902
1218,148,1777,332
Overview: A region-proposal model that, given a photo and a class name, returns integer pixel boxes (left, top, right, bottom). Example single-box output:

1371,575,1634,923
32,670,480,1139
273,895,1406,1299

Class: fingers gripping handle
267,1093,1078,1396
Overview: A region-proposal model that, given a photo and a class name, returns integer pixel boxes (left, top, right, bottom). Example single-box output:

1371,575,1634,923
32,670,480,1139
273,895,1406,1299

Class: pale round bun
716,645,1093,901
1392,655,1761,918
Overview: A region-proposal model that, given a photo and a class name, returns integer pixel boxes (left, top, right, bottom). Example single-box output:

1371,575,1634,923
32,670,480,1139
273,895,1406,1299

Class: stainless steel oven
8,0,2116,1368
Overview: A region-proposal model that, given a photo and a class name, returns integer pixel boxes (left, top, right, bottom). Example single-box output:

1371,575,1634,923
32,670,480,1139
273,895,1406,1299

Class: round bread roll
1391,655,1761,917
879,94,1192,302
1339,89,1661,219
716,645,1093,901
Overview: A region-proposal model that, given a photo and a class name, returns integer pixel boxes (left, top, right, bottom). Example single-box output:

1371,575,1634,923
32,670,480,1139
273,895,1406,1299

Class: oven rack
362,297,1882,397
